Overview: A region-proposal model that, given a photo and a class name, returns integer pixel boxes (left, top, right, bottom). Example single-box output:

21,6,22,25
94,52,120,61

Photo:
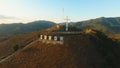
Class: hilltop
0,26,120,68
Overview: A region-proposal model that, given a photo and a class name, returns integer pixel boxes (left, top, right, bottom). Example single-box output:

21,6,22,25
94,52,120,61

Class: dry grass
108,34,120,40
0,31,120,68
0,27,120,68
0,30,42,60
0,26,59,60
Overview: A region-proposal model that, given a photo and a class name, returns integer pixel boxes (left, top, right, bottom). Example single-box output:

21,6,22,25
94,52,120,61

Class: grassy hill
0,31,39,60
0,26,58,61
0,26,120,68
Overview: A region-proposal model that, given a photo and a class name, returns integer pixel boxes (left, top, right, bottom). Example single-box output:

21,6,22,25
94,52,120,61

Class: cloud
0,15,16,19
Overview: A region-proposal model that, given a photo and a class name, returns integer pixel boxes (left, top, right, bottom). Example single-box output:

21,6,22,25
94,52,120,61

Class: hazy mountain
0,20,55,35
0,26,120,68
75,17,120,33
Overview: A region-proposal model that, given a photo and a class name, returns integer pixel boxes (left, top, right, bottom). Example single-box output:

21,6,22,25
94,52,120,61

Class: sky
0,0,120,24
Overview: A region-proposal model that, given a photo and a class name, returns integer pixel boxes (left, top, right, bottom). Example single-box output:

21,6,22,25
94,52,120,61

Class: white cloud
0,15,16,19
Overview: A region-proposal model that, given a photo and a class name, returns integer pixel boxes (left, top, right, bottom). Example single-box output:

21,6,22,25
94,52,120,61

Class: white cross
65,16,70,31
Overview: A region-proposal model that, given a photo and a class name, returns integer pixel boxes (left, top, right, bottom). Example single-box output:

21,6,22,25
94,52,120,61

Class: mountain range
59,17,120,33
75,17,120,33
0,20,55,35
0,17,120,35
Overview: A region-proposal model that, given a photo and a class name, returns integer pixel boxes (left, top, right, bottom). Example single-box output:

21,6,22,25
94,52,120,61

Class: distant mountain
0,20,55,35
75,17,120,33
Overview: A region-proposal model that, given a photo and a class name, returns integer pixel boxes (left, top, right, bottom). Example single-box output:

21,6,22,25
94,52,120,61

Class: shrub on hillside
13,45,19,51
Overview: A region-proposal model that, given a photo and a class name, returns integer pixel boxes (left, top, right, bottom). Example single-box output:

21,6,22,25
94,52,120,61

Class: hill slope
0,28,120,68
0,26,58,61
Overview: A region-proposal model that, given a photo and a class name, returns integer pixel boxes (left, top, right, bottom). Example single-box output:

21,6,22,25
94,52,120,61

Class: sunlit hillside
0,26,120,68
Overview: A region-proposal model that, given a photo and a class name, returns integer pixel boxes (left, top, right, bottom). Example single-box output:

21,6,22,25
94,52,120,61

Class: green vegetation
13,45,19,51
